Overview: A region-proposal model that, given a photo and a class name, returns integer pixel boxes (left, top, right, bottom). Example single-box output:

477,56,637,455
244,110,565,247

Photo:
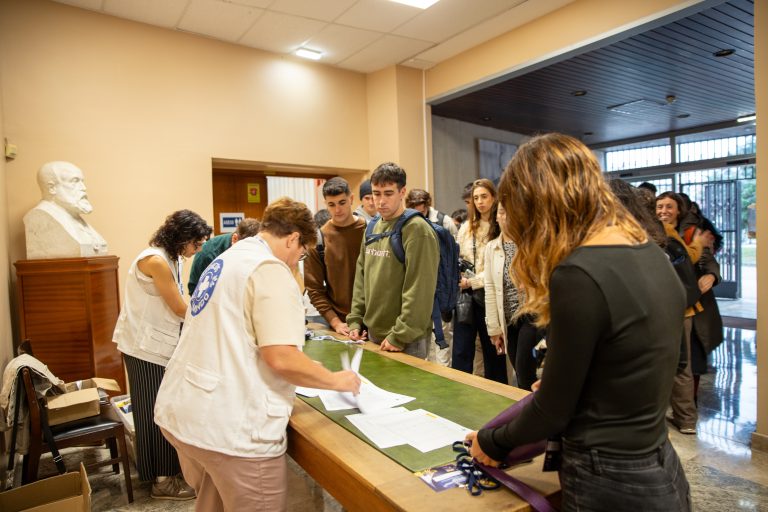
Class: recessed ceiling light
737,114,756,123
713,49,735,57
571,90,587,97
677,113,690,119
389,0,440,8
295,48,322,60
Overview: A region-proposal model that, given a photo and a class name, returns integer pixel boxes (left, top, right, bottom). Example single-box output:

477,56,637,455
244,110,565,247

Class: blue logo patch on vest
190,258,223,316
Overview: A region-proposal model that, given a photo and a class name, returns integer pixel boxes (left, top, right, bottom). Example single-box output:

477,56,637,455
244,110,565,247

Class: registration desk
287,341,561,511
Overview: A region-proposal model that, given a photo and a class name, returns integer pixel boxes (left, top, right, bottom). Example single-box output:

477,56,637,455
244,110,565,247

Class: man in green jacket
347,163,439,359
187,218,260,295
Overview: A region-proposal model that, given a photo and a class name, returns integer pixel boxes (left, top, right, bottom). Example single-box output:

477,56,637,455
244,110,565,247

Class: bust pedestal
14,256,125,391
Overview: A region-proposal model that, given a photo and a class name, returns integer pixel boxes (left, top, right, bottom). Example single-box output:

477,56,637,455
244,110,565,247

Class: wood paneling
14,256,125,391
212,172,268,234
431,0,754,144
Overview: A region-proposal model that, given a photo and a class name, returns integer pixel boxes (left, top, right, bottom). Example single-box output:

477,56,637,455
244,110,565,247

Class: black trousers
123,354,181,481
506,316,541,391
452,300,508,384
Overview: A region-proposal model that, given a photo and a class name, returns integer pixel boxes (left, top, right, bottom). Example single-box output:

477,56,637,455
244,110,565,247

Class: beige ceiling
53,0,573,73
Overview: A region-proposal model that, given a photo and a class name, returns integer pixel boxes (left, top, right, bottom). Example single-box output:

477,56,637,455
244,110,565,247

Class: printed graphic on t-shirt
190,259,223,316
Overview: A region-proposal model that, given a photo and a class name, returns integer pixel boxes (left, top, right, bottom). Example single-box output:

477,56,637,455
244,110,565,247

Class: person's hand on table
464,431,500,467
330,317,351,336
348,329,367,341
380,339,402,352
334,370,361,395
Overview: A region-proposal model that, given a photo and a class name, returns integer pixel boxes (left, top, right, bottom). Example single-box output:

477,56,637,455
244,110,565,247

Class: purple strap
480,393,557,512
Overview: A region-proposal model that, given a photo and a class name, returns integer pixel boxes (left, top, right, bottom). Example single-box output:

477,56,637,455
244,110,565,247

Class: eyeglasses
298,244,308,261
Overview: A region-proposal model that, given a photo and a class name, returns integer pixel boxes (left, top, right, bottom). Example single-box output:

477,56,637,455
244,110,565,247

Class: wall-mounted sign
247,183,261,203
219,212,244,233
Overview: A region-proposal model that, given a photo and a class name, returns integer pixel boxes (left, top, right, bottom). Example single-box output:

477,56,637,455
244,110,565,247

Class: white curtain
267,176,326,213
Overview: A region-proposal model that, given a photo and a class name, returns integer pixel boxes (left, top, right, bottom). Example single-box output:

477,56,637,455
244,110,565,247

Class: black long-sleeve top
477,242,686,460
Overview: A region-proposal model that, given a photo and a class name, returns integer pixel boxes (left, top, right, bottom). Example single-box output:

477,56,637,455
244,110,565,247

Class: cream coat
483,236,507,340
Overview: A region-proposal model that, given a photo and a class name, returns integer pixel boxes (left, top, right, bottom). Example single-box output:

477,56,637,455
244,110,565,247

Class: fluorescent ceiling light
737,114,756,123
390,0,441,9
295,48,322,60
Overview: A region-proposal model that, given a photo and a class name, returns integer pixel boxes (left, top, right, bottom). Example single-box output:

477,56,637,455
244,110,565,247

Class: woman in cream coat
484,203,540,391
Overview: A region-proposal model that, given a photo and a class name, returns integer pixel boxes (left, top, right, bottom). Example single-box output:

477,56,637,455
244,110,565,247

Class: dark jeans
451,300,507,384
506,316,541,391
559,439,691,512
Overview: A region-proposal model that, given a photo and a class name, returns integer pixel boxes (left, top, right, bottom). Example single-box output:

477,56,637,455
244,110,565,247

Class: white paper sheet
346,407,472,453
295,387,320,398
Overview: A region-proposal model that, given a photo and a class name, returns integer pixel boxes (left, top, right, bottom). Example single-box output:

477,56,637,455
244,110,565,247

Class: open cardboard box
0,463,91,512
46,378,121,426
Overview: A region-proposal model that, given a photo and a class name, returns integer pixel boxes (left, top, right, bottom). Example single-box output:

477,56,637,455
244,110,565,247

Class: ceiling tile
305,24,382,64
53,0,104,10
338,34,433,73
415,0,571,63
335,0,420,32
224,0,274,7
102,0,189,28
393,0,518,43
178,0,264,42
268,0,358,22
239,11,326,54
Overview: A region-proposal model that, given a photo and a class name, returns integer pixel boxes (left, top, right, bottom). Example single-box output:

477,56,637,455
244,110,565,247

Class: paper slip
312,377,415,412
346,407,411,448
309,333,364,345
346,408,472,453
295,387,320,398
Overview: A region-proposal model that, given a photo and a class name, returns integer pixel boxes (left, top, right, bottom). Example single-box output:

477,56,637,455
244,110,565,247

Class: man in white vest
154,197,360,512
23,161,108,259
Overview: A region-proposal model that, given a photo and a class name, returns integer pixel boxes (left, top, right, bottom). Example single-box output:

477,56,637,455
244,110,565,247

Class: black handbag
456,290,473,325
470,234,486,309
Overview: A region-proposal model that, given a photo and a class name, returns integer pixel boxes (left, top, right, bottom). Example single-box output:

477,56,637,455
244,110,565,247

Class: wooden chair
19,367,134,503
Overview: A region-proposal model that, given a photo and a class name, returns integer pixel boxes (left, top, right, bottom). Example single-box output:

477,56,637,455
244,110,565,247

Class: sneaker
151,475,196,501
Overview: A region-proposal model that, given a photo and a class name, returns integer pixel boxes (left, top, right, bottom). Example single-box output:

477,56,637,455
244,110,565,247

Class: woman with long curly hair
451,178,507,384
466,134,691,511
113,209,212,500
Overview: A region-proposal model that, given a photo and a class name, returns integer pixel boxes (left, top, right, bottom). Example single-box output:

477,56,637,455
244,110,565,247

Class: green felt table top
300,339,516,472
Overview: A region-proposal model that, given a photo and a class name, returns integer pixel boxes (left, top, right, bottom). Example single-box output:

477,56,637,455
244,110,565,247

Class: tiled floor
18,326,768,511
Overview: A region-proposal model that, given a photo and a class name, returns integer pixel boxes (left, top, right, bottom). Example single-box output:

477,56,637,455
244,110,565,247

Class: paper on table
346,407,472,453
295,387,320,398
346,407,411,448
313,376,415,412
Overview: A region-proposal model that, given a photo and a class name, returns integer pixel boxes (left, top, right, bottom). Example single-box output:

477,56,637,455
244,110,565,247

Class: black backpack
364,209,460,348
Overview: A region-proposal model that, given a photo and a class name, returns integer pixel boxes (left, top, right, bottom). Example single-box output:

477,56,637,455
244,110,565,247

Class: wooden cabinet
14,256,125,391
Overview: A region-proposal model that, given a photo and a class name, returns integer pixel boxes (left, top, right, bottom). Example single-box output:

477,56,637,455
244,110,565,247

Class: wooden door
212,172,268,234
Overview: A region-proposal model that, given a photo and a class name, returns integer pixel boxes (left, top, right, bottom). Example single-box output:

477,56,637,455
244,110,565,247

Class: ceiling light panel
178,0,264,42
240,11,325,54
390,0,441,9
393,0,512,43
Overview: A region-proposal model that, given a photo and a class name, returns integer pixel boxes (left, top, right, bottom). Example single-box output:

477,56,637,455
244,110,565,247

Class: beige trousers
162,428,287,512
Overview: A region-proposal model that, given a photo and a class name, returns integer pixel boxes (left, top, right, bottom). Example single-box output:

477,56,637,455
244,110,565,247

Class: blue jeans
559,439,691,511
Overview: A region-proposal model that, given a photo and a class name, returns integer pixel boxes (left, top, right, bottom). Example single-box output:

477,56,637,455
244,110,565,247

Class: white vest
154,237,300,458
113,247,183,367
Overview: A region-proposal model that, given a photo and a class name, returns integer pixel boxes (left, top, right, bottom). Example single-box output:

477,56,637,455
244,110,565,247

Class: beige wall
0,66,12,368
365,66,428,192
754,0,767,449
0,0,368,303
425,0,705,101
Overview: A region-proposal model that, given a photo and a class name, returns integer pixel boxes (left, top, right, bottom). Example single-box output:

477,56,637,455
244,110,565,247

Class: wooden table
287,342,561,511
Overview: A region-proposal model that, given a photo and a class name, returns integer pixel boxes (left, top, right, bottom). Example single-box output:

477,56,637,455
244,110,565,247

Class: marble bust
23,161,108,259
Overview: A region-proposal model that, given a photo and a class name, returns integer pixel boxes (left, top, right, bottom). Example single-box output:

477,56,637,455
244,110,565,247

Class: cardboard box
109,394,137,464
0,463,91,512
46,378,121,426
